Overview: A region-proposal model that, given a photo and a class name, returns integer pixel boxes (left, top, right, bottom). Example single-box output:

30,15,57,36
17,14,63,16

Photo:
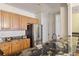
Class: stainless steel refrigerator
26,24,43,47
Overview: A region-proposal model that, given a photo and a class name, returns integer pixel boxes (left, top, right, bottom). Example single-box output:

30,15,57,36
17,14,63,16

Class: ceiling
6,3,66,14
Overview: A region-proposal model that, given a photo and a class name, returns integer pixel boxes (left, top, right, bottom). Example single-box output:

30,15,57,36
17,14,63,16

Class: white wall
33,4,68,44
60,7,68,38
35,5,49,43
55,14,61,39
72,13,79,32
41,12,49,43
48,14,55,40
36,4,60,43
36,12,48,43
72,13,79,52
68,4,73,54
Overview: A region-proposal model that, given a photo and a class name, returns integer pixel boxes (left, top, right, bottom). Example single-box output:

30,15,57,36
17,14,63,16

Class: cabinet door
0,42,11,56
2,11,11,30
28,18,39,24
18,15,22,29
22,39,28,49
26,39,30,48
0,11,1,30
31,19,39,24
21,16,27,30
11,14,20,30
11,40,20,54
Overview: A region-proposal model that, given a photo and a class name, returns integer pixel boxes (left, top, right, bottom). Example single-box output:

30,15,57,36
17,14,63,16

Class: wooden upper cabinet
11,14,20,30
0,11,1,30
28,17,39,24
0,10,39,30
2,11,11,30
21,16,27,30
32,19,39,24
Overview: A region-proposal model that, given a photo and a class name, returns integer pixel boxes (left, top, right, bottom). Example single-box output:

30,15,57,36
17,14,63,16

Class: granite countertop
0,37,28,44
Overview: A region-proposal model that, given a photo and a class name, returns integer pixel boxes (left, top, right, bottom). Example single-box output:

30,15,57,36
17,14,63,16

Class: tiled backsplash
0,30,25,38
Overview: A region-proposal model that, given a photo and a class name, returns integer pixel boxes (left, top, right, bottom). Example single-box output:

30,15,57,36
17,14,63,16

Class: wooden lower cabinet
0,42,11,55
11,40,20,54
19,40,24,50
19,39,30,50
22,39,28,49
27,39,30,48
0,39,30,56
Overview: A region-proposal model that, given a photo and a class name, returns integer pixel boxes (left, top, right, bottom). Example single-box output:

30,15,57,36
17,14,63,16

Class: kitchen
0,3,69,56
